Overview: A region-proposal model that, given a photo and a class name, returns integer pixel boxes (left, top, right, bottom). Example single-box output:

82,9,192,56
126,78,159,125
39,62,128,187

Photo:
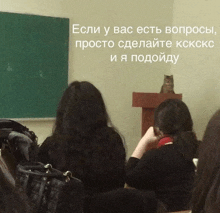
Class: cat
160,75,175,94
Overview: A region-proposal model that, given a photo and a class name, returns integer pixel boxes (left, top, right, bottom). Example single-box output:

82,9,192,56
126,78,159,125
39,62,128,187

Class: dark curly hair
154,99,198,160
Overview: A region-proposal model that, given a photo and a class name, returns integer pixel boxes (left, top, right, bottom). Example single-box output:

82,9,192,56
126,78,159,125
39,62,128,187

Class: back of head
154,99,193,135
54,81,109,136
191,110,220,213
154,99,198,160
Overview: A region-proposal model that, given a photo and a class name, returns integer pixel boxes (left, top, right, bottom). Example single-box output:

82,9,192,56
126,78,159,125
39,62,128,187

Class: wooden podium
132,92,182,136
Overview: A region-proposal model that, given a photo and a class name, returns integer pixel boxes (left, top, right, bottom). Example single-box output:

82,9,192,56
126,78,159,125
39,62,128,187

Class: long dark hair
154,99,198,160
191,110,220,213
54,81,110,137
43,81,125,182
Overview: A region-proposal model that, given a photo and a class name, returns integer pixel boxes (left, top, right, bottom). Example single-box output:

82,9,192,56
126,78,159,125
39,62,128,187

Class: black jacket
126,144,195,212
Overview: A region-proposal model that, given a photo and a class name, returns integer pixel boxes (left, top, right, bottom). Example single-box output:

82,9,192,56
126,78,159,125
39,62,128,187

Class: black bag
16,162,84,213
0,119,38,162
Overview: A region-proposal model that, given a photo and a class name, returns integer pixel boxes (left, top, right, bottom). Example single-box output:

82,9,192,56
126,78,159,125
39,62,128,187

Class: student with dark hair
191,110,220,213
0,167,31,213
38,81,126,211
126,99,199,212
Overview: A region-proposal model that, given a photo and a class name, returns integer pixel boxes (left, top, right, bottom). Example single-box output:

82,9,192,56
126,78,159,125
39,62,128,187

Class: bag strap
36,176,48,211
17,162,73,180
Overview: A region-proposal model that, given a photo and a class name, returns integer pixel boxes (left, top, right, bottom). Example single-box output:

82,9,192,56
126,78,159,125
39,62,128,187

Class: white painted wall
170,0,220,140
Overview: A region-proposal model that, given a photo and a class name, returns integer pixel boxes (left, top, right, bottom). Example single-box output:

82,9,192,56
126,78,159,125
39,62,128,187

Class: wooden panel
132,92,182,108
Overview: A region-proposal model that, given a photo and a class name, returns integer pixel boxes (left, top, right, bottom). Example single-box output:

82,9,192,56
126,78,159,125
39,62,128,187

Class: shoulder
38,136,54,163
141,145,195,171
144,144,176,159
39,136,52,150
100,126,121,136
39,136,59,151
95,127,124,145
90,127,126,160
38,136,65,157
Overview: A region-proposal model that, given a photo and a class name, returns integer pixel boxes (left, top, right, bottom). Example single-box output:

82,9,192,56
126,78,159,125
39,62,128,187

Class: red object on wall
132,92,182,136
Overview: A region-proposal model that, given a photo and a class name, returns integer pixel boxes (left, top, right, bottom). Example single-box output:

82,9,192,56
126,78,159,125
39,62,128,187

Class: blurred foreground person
191,110,220,213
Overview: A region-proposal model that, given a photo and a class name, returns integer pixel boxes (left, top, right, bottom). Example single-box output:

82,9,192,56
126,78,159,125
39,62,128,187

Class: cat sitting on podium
160,75,175,94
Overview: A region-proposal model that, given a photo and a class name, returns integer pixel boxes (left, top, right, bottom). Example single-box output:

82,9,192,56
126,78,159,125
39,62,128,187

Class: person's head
54,81,109,135
154,99,193,135
191,110,220,212
154,99,198,160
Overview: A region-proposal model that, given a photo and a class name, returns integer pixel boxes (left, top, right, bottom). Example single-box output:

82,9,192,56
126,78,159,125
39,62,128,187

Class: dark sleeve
126,147,179,190
125,150,160,189
126,157,140,172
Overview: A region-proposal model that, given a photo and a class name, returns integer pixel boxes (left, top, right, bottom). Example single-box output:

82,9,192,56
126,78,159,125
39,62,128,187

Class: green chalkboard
0,12,69,119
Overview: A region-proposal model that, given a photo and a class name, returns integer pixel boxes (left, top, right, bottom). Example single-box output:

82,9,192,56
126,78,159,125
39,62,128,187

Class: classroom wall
170,0,220,142
0,0,219,157
68,0,174,156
